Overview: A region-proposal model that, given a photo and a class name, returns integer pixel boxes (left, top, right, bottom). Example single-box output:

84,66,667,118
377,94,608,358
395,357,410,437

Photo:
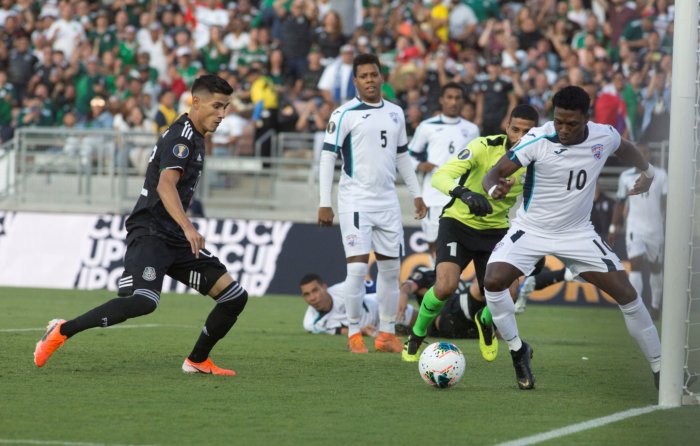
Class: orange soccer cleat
348,333,368,353
34,319,68,367
374,331,403,353
182,358,237,376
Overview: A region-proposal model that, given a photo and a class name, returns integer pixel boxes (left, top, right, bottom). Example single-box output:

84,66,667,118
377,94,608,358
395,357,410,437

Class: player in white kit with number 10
318,53,427,354
482,86,661,390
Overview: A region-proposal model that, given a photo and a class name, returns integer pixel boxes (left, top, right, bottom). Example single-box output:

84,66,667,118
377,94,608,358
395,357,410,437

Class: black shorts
118,235,228,297
428,294,478,339
435,217,507,288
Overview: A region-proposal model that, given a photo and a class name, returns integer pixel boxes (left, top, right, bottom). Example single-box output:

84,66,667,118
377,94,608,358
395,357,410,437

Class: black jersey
125,114,205,246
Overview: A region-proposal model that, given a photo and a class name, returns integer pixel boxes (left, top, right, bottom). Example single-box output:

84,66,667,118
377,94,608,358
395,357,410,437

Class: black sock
534,269,566,291
466,292,486,321
60,293,158,338
188,287,247,363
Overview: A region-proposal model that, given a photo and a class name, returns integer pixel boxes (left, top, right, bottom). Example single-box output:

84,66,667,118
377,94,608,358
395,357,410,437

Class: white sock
629,271,643,297
344,262,367,337
650,273,663,310
377,258,400,334
619,295,661,372
485,288,522,351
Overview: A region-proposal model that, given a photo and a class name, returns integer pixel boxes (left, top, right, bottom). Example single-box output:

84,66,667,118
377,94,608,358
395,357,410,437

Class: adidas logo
196,154,202,162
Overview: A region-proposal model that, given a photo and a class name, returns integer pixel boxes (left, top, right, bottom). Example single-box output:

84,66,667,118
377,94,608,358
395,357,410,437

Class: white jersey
616,167,667,239
409,114,480,207
510,121,621,234
323,98,409,213
303,283,378,334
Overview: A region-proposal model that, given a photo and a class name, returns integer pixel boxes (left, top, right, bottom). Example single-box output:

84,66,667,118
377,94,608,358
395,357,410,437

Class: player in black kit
34,75,247,376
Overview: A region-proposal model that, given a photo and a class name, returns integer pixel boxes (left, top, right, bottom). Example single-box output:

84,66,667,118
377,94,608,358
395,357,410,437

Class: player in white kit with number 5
318,53,427,354
482,86,661,390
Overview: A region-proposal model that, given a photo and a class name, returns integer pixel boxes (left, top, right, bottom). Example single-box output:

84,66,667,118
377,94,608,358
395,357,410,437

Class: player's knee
434,279,457,300
218,291,248,317
127,292,159,317
483,273,508,293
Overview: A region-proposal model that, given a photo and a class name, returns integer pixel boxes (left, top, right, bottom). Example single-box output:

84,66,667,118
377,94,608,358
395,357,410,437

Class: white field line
0,440,156,446
0,324,194,333
494,405,667,446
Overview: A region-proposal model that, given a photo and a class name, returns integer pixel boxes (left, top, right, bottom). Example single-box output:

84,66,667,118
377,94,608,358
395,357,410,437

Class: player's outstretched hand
184,225,205,258
490,177,515,200
318,207,335,227
414,197,428,220
452,186,492,216
627,173,653,196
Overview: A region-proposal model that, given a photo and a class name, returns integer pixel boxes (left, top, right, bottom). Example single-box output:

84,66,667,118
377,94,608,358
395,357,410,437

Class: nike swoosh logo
41,325,55,342
189,364,212,374
362,114,371,119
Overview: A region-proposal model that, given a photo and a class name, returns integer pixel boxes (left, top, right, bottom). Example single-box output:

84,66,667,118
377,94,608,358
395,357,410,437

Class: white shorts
339,209,404,258
420,206,443,243
626,230,664,264
488,224,625,277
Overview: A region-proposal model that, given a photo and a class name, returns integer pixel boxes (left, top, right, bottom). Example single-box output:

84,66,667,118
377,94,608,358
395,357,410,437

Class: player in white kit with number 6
482,86,661,390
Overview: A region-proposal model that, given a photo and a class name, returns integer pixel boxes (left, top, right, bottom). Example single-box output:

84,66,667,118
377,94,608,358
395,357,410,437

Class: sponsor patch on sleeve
457,148,471,160
173,144,190,159
326,121,336,134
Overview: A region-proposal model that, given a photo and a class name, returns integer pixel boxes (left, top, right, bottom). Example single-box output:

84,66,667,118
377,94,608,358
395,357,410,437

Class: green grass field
0,287,698,446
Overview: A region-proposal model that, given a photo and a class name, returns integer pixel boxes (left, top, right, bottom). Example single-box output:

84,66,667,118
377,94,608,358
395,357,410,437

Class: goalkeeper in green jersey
402,104,539,363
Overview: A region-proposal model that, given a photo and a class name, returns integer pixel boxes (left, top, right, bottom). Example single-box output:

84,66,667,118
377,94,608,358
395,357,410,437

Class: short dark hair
191,74,233,96
552,85,590,115
510,104,539,123
440,82,465,98
352,53,381,77
299,273,324,287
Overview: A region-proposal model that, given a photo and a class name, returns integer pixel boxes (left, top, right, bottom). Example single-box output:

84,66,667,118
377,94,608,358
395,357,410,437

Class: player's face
439,87,465,118
354,63,383,103
505,117,537,149
300,280,332,312
553,108,588,146
192,92,231,133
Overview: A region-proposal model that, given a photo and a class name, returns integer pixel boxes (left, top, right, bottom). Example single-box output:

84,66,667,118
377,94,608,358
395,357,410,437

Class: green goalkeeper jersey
431,134,526,230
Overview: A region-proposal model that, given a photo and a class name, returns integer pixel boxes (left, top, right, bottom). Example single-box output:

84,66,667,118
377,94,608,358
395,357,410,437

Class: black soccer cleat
402,333,426,362
510,342,535,390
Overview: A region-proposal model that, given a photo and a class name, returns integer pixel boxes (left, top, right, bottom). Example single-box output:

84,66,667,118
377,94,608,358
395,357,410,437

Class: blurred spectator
0,69,14,142
276,0,313,83
211,104,248,156
46,2,84,60
200,26,229,74
475,56,516,135
293,48,324,101
113,105,156,174
224,17,250,70
594,71,629,138
7,32,37,104
313,10,346,65
641,70,671,144
317,44,355,106
154,90,178,134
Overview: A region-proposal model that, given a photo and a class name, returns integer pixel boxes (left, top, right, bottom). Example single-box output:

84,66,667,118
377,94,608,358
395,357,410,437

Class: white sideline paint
494,405,666,446
0,440,156,446
0,324,193,333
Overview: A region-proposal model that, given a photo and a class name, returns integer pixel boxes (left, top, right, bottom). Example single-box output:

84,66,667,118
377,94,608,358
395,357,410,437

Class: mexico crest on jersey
142,267,157,281
591,144,603,160
389,112,399,124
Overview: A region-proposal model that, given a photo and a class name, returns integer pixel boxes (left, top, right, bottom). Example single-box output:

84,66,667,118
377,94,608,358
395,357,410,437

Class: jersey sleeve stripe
511,133,557,153
410,148,428,162
333,102,363,150
397,144,408,154
322,142,337,153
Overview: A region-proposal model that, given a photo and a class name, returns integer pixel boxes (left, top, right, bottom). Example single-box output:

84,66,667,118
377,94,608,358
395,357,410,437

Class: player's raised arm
482,154,520,200
613,139,655,195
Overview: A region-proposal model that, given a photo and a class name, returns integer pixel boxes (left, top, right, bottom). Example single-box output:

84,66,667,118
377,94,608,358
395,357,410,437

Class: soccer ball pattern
418,342,466,389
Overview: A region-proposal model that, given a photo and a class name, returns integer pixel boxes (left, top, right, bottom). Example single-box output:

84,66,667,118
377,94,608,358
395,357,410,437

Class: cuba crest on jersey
591,144,603,160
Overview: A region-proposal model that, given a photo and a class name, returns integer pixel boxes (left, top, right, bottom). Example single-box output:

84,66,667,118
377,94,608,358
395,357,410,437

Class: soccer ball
418,342,466,389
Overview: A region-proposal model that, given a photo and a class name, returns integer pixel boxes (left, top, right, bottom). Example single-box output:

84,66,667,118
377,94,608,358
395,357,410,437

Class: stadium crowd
0,0,673,158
